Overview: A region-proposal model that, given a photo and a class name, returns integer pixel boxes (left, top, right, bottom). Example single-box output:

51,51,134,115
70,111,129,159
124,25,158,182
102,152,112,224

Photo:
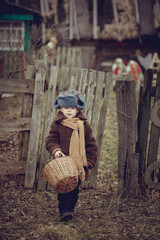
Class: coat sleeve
84,121,98,168
45,121,62,157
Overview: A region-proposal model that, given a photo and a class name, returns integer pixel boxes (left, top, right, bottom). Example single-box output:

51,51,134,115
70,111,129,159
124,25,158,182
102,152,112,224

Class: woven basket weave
42,156,78,193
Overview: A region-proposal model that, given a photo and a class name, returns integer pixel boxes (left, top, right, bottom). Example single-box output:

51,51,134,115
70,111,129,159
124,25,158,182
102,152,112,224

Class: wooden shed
42,0,160,72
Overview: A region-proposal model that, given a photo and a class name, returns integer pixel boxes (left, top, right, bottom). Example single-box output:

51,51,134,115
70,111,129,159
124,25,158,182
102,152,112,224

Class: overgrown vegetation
0,90,160,240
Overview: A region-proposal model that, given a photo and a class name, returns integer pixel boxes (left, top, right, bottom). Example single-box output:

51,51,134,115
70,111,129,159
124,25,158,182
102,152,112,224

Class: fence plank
91,71,105,136
58,66,70,92
61,47,67,66
55,47,61,68
84,69,97,122
70,67,79,89
116,75,138,197
147,70,160,166
78,68,88,95
0,78,34,94
66,47,72,67
0,161,26,175
0,118,31,132
89,72,113,188
38,66,59,190
18,65,35,162
25,66,46,188
71,48,76,67
136,69,153,177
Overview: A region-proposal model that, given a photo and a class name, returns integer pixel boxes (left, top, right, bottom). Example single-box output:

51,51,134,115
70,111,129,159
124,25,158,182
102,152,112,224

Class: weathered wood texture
18,65,35,162
136,69,160,189
38,65,113,190
37,66,59,190
147,70,160,166
49,46,82,68
116,75,139,197
0,67,34,175
0,47,82,180
89,72,113,188
136,69,153,177
25,66,46,188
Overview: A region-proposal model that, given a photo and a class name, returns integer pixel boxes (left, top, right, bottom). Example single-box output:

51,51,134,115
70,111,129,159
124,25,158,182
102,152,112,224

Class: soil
0,92,160,240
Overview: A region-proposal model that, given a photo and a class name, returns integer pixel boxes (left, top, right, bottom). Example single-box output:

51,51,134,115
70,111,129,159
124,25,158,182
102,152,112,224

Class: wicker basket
42,156,78,193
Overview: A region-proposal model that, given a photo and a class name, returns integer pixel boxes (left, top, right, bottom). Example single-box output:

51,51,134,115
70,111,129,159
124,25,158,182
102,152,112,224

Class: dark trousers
58,180,81,216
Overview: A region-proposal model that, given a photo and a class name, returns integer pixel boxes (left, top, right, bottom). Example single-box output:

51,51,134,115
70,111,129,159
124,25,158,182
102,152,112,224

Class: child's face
60,107,79,118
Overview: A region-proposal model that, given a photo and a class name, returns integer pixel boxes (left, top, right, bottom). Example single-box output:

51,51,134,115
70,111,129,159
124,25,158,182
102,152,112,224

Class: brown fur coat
45,111,98,171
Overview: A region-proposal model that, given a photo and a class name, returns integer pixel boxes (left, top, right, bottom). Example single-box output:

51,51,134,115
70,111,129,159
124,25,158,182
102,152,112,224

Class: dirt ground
0,92,160,240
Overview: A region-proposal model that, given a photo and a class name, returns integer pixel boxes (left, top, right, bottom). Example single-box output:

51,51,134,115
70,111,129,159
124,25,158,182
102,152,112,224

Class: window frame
0,20,25,51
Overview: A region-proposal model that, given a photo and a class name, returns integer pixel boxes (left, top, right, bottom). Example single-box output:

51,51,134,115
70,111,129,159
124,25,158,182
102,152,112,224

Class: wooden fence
136,69,160,190
0,66,37,175
0,46,83,175
0,61,113,190
115,69,160,196
1,47,159,193
24,65,113,190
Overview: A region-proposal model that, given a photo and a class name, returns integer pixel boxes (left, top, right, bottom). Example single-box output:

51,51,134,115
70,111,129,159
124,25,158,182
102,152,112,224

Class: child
45,89,98,222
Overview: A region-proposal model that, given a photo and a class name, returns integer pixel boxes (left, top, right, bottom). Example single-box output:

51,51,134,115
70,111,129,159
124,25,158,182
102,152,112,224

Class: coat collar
54,111,87,122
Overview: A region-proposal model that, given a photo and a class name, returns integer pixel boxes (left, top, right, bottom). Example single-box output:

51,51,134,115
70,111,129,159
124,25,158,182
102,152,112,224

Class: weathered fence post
147,70,160,166
116,74,139,197
136,69,153,179
25,66,46,188
19,65,35,162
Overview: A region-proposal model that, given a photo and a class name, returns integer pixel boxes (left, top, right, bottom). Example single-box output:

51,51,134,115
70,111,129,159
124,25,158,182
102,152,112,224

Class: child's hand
55,151,65,158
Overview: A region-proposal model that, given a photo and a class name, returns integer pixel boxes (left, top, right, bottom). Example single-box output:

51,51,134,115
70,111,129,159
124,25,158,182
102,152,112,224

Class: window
0,21,25,51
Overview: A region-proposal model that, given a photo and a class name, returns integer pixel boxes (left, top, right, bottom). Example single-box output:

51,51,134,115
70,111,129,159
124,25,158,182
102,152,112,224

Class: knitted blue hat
54,89,86,110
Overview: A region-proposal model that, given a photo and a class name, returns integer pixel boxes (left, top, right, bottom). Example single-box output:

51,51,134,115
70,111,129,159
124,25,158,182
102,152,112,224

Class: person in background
47,33,58,66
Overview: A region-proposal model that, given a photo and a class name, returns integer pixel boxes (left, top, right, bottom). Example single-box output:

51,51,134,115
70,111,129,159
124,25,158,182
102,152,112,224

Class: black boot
60,212,73,222
58,181,81,221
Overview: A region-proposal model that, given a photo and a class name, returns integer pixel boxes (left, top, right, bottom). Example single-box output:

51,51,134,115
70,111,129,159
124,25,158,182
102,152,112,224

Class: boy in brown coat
45,89,98,222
